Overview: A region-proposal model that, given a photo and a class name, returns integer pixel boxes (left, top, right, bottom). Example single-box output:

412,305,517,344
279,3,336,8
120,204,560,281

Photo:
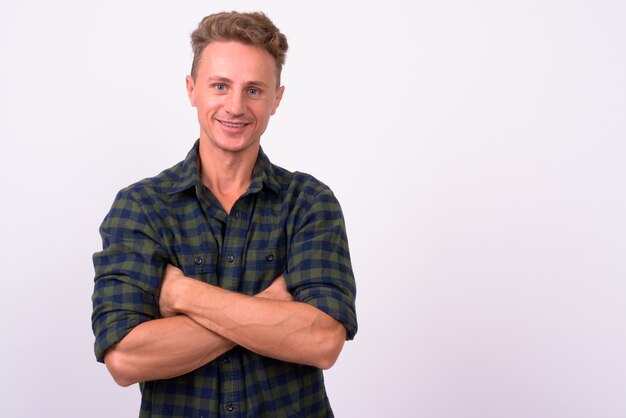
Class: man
91,11,357,417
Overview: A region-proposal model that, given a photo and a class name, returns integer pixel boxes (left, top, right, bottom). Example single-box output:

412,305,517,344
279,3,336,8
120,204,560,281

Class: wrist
170,276,197,314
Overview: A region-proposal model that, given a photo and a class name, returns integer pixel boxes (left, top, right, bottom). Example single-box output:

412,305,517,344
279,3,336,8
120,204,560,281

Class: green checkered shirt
91,141,357,417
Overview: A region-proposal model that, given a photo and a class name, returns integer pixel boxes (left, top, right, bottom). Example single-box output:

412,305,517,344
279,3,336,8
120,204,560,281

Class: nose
224,91,246,116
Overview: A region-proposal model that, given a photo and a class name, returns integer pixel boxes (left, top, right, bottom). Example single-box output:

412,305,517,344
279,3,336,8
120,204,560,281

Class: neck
198,140,259,213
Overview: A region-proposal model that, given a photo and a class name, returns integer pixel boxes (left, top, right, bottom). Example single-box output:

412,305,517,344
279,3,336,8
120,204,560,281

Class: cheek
196,99,221,116
257,102,277,120
256,110,274,126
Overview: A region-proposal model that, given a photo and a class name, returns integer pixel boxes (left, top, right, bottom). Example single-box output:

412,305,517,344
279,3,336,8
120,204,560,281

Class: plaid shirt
91,141,357,418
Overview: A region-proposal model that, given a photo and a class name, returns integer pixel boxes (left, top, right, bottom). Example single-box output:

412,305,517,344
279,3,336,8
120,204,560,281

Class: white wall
1,1,625,417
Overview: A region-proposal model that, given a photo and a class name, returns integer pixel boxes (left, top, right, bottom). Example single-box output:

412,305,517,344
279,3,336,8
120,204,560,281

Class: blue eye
215,84,226,92
248,88,260,95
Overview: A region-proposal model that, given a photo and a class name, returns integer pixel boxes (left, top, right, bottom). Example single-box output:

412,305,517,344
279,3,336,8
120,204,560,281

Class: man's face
186,40,284,155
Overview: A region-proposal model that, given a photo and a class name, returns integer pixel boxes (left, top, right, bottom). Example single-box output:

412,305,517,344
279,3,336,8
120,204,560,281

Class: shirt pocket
241,246,287,293
176,251,219,285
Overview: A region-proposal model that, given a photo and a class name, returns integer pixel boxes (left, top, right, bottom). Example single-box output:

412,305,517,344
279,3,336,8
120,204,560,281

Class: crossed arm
104,266,346,387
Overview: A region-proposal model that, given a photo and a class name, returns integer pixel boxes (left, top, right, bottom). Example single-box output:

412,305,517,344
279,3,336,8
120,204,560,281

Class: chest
153,190,293,294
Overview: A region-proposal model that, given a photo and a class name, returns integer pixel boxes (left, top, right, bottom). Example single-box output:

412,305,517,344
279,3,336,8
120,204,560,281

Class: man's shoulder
117,158,190,200
267,160,332,197
269,164,338,209
289,170,333,196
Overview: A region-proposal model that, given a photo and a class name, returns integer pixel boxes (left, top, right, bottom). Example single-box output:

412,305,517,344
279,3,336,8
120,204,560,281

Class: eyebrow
207,76,271,89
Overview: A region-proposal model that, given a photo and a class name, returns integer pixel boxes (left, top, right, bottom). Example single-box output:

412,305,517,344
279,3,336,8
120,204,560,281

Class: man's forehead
198,41,279,85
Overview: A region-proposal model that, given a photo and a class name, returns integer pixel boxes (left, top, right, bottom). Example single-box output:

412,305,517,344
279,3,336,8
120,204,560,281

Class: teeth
221,121,246,128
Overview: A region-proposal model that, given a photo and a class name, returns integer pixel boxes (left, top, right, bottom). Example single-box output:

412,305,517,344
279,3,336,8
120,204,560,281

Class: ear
271,86,285,115
185,75,197,106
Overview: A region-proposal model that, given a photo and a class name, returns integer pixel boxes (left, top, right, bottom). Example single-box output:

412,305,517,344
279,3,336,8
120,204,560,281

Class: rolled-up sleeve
285,187,358,340
91,188,167,362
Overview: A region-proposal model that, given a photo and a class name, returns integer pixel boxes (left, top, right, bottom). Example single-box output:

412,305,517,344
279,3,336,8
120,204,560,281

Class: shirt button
234,211,240,219
265,253,275,262
225,403,234,412
226,255,235,263
223,354,231,364
194,256,203,265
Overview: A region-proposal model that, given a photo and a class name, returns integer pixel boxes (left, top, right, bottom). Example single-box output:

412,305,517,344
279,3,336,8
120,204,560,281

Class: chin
216,140,257,153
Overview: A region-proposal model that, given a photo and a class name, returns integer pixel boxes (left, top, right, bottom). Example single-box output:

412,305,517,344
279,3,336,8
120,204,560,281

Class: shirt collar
248,147,282,196
166,140,281,196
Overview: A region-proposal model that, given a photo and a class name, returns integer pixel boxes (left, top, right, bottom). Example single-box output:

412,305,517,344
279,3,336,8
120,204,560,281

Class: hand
159,264,187,318
256,275,294,302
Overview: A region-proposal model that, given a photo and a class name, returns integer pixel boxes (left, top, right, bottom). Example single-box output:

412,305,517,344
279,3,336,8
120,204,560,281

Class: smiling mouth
218,120,249,128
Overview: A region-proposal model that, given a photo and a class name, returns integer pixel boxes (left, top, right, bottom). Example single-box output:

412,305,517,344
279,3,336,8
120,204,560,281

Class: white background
1,0,625,417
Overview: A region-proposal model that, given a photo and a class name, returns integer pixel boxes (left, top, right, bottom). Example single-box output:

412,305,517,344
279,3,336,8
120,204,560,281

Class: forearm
104,315,235,386
173,280,346,369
